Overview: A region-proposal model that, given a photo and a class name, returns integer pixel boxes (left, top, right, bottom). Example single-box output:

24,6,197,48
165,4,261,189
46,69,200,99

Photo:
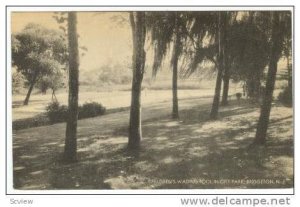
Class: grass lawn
12,97,293,190
12,88,218,121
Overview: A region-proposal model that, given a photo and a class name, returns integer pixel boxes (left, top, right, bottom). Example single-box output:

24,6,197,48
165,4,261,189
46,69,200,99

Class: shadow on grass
13,99,293,189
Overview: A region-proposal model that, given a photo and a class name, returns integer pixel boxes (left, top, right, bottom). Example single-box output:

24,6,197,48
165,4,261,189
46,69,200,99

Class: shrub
46,101,106,124
46,101,68,123
278,86,292,106
78,102,106,119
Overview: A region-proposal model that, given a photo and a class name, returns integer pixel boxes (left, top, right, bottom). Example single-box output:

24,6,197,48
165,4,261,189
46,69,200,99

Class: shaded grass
12,106,130,131
13,99,293,189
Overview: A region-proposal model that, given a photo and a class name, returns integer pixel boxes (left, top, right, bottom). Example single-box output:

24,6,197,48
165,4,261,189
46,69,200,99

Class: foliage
185,12,219,74
281,11,292,59
36,68,65,93
96,64,131,85
37,76,52,94
46,101,106,124
12,23,67,82
229,15,270,83
12,70,25,94
278,86,292,106
147,12,176,76
46,101,68,123
147,11,201,77
12,23,68,104
78,102,106,119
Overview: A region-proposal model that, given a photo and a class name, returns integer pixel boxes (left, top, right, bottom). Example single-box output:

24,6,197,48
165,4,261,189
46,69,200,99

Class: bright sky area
11,11,288,74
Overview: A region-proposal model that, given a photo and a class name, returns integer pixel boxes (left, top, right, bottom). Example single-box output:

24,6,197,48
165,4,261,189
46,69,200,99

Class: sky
11,11,288,75
11,12,133,71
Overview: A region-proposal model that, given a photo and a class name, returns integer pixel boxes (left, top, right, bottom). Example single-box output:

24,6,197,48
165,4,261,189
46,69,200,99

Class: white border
5,5,294,195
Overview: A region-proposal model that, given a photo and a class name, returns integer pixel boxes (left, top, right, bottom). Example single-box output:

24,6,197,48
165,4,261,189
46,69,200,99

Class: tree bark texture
210,12,226,119
128,12,146,150
171,14,181,119
23,81,35,105
23,72,39,105
221,12,230,106
254,12,281,145
64,12,80,162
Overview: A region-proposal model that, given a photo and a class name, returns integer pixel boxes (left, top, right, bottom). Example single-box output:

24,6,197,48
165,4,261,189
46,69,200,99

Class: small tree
12,23,67,105
37,68,64,101
149,12,186,119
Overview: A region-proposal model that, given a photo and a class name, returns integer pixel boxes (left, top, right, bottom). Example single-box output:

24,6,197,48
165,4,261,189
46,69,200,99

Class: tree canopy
12,23,67,104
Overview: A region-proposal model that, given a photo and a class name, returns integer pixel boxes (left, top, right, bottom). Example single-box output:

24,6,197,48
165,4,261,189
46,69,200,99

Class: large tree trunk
221,12,230,106
64,12,79,162
128,12,146,150
210,12,225,119
254,12,281,145
171,15,181,119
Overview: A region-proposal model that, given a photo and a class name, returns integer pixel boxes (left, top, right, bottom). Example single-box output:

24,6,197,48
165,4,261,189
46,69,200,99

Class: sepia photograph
10,9,293,191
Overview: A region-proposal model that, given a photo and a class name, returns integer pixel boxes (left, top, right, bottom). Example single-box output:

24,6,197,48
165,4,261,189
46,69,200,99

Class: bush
46,101,106,124
78,102,106,119
46,101,68,123
278,86,292,106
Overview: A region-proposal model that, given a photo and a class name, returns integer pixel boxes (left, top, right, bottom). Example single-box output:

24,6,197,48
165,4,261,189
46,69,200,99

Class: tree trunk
64,12,79,162
171,15,180,119
172,61,179,119
23,81,35,105
221,12,229,106
128,12,146,150
23,72,39,105
52,89,58,102
221,67,229,106
210,12,225,119
254,12,281,145
210,67,223,119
